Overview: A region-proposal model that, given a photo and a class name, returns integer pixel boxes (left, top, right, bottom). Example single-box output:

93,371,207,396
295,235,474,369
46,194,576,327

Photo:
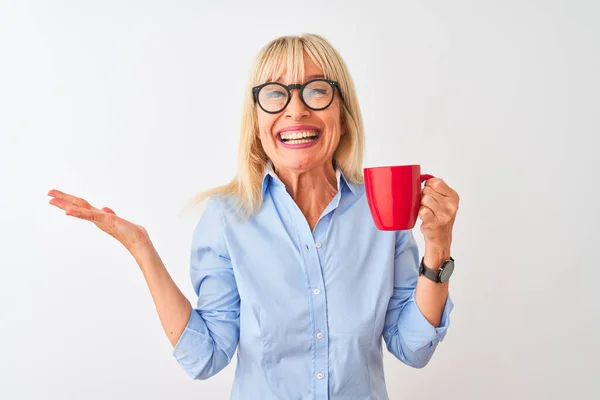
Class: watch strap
419,257,454,283
420,258,441,282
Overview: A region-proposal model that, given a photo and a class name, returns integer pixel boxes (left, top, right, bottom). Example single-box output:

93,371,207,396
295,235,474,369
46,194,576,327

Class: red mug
363,165,434,231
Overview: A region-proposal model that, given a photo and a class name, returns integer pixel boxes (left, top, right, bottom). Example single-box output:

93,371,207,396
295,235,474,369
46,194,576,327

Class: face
255,52,344,173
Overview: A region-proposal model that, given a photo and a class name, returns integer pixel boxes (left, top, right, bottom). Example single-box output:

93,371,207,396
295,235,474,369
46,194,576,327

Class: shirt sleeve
382,229,454,368
172,197,240,379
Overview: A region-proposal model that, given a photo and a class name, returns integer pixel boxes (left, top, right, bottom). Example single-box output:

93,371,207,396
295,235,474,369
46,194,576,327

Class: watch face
439,260,455,283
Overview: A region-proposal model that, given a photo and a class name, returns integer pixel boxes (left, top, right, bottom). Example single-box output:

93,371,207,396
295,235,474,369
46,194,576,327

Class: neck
272,161,338,228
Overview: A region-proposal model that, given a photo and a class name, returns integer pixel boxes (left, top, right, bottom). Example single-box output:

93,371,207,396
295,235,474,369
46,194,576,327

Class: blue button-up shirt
172,162,453,399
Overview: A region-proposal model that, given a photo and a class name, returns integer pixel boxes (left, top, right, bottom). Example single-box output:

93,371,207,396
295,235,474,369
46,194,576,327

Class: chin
273,155,316,172
286,161,314,171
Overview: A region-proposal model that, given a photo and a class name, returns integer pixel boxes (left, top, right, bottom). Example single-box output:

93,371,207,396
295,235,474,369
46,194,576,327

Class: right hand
48,189,151,254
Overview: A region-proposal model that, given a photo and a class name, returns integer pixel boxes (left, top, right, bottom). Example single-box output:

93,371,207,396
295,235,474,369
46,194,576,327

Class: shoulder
192,196,230,236
190,196,234,256
197,194,252,232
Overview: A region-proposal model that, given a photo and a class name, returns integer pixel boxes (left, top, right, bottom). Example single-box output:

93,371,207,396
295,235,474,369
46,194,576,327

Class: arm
47,189,238,379
132,242,192,348
416,176,459,327
382,230,453,369
167,198,240,379
416,246,452,327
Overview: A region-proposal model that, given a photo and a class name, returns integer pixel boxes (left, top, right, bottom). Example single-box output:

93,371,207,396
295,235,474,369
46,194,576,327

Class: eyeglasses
252,78,342,114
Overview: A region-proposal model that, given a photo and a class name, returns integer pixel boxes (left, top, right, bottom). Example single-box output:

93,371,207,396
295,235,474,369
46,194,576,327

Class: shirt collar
337,165,359,196
261,160,358,197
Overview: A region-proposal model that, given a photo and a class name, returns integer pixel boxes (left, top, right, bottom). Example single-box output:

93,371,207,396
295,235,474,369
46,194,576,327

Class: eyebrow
275,74,325,83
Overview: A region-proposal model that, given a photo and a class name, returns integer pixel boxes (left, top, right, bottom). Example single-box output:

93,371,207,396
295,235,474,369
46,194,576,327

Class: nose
284,89,310,120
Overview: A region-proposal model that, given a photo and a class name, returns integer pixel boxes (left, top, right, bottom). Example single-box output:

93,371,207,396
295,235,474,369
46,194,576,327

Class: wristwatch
419,257,455,283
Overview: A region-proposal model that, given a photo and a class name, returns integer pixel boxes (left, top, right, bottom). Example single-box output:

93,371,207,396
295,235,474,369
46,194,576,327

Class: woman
48,33,459,399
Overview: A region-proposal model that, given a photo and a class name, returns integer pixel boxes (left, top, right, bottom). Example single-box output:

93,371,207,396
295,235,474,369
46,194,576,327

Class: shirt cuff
172,308,212,373
398,291,454,352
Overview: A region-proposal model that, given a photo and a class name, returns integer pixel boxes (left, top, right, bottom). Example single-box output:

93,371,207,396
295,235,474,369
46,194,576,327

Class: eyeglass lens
257,80,334,113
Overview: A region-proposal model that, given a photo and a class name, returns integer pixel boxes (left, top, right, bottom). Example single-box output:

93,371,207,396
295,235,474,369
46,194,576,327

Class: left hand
418,178,460,250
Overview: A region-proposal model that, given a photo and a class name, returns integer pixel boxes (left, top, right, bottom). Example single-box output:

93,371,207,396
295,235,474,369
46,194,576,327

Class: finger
49,198,73,212
48,189,93,209
424,178,453,197
65,207,107,223
421,191,443,213
421,196,446,219
422,185,444,199
424,188,455,211
102,207,116,215
424,187,459,218
418,205,436,223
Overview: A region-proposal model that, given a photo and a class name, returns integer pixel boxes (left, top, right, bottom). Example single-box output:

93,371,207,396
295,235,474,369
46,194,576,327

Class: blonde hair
182,33,365,219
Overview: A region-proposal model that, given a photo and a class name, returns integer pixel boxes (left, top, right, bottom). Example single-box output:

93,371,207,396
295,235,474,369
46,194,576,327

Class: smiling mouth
277,130,321,144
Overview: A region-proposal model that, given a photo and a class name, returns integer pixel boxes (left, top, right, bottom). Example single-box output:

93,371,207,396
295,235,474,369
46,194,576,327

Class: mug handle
420,174,434,182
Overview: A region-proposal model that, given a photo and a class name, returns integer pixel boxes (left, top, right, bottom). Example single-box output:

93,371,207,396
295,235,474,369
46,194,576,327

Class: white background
1,0,598,399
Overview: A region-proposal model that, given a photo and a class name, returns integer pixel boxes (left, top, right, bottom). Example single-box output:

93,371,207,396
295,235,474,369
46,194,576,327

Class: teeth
280,130,319,140
285,138,315,144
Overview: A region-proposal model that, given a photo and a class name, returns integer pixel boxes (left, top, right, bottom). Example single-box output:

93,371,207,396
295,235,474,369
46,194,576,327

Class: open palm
48,189,150,253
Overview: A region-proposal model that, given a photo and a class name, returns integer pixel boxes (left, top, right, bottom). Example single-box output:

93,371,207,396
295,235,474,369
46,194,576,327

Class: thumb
102,207,116,215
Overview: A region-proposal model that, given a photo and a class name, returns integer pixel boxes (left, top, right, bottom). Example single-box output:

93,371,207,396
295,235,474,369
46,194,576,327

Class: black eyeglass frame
252,78,343,114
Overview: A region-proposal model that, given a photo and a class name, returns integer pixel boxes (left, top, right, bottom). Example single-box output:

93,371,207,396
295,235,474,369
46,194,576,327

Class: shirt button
313,288,320,295
316,372,324,379
317,332,323,339
315,242,322,248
